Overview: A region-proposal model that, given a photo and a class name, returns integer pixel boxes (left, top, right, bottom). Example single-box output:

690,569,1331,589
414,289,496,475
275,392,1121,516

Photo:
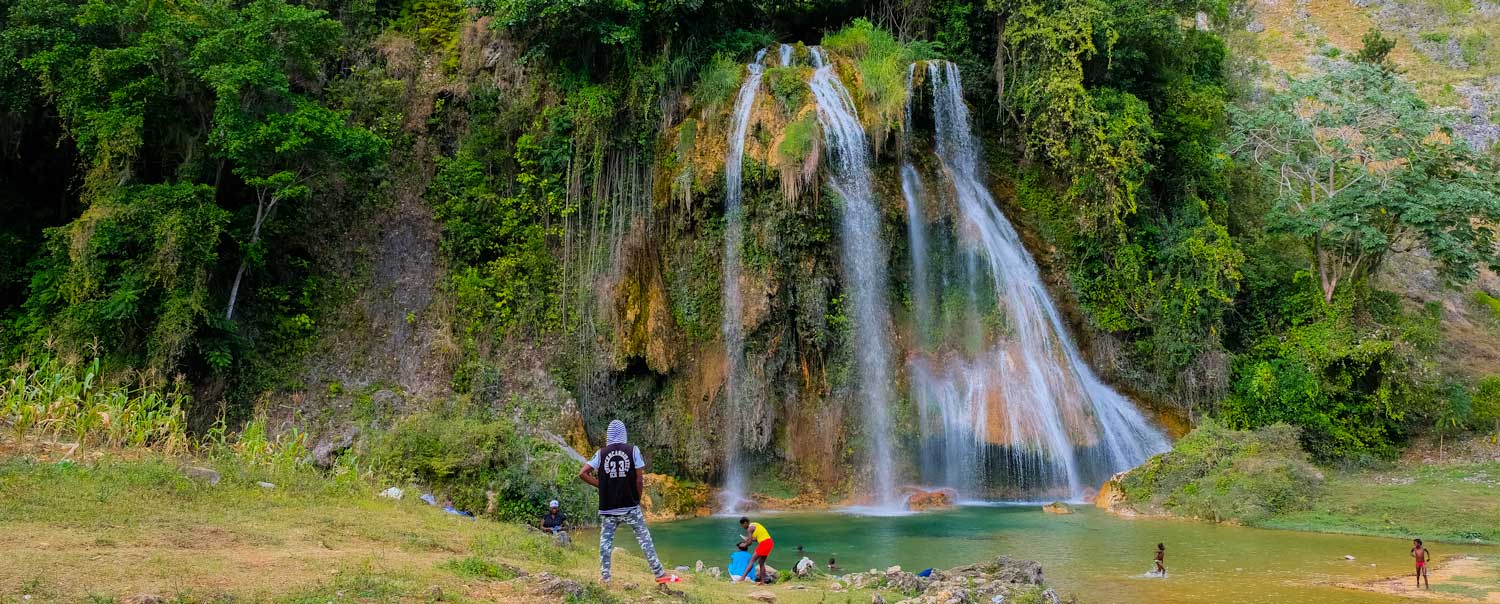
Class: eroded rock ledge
835,556,1071,604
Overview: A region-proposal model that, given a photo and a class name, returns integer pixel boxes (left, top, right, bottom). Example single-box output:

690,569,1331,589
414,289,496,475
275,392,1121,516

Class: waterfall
720,48,767,512
908,61,1169,501
901,164,933,337
809,55,901,510
779,44,793,67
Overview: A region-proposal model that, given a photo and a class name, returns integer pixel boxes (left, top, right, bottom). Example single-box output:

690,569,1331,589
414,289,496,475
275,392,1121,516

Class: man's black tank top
597,442,640,512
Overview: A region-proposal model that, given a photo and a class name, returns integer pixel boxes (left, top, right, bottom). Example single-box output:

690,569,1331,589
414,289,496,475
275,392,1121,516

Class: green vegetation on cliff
2,0,1500,505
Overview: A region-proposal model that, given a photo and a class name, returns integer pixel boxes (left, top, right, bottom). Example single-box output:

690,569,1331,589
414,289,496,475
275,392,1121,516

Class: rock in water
749,590,776,602
1041,502,1072,515
180,466,220,486
905,488,955,511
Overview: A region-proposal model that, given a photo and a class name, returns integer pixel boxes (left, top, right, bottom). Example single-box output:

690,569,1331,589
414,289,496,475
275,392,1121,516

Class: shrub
765,66,810,116
777,114,819,163
366,410,593,523
1120,420,1324,523
692,54,743,119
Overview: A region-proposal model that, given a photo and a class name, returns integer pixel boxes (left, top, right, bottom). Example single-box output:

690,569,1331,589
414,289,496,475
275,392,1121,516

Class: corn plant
0,357,188,452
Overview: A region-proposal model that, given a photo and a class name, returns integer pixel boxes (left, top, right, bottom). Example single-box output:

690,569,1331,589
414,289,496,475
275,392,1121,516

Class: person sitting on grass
540,500,569,545
729,542,761,583
737,516,774,585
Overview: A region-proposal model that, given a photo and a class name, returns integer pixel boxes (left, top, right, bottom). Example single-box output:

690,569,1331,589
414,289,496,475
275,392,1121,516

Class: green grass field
1259,460,1500,544
0,449,879,604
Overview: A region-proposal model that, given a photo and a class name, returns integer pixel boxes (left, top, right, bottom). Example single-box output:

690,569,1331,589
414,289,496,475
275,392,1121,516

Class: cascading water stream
719,48,767,512
779,44,793,67
908,60,1169,500
809,54,901,510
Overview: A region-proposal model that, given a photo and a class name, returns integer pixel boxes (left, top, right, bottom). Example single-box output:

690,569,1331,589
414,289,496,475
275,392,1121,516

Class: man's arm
634,447,646,494
579,464,599,488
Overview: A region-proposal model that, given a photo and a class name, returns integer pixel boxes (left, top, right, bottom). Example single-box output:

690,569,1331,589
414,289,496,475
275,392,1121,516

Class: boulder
311,426,357,469
905,488,956,511
1094,472,1128,511
1041,502,1072,515
180,466,220,486
531,572,584,598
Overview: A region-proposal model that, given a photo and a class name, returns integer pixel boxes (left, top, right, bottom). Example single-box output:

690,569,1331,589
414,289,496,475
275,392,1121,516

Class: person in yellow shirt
737,516,775,585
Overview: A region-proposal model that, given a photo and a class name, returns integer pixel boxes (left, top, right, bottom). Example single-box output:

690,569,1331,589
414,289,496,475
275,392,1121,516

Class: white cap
549,500,560,508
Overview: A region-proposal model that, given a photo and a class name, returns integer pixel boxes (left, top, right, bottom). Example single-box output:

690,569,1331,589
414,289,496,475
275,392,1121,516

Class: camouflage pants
598,507,665,581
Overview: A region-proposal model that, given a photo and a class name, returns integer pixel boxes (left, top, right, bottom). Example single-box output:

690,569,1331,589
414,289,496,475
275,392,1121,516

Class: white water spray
908,61,1169,500
720,48,767,512
809,55,901,510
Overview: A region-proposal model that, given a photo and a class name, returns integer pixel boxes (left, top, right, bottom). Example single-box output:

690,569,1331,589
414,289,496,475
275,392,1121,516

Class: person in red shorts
1411,538,1431,589
738,516,775,585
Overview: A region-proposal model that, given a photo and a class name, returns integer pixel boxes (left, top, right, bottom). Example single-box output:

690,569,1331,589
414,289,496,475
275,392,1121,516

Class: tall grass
1,357,188,452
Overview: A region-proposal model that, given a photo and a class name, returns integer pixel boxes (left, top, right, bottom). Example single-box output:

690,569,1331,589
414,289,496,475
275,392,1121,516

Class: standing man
737,516,775,585
579,419,681,585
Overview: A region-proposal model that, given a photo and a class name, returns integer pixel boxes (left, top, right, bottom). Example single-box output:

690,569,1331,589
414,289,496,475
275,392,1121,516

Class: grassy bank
1117,422,1500,545
0,446,879,604
1259,458,1500,544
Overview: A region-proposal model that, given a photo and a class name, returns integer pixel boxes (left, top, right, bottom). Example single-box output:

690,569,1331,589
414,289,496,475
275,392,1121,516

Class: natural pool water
604,505,1496,604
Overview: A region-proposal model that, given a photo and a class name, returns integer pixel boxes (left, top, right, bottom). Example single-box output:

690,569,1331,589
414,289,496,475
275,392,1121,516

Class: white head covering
548,500,560,508
606,419,627,445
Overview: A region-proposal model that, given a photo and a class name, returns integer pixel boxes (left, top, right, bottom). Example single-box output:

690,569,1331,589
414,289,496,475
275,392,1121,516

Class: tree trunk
994,13,1007,120
225,193,277,321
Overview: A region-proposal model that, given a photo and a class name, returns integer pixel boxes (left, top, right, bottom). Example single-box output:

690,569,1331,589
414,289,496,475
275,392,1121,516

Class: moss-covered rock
1116,420,1324,523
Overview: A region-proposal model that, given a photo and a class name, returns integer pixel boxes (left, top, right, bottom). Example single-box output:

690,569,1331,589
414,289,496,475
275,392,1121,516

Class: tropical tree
1229,63,1500,303
191,0,385,321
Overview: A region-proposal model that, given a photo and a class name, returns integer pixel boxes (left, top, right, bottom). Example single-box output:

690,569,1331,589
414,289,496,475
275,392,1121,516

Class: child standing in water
1153,543,1166,576
1412,539,1431,589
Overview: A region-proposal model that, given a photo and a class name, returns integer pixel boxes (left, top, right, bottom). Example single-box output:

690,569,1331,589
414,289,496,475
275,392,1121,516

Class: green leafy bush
692,54,743,118
366,410,592,523
765,66,810,116
1120,420,1324,523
